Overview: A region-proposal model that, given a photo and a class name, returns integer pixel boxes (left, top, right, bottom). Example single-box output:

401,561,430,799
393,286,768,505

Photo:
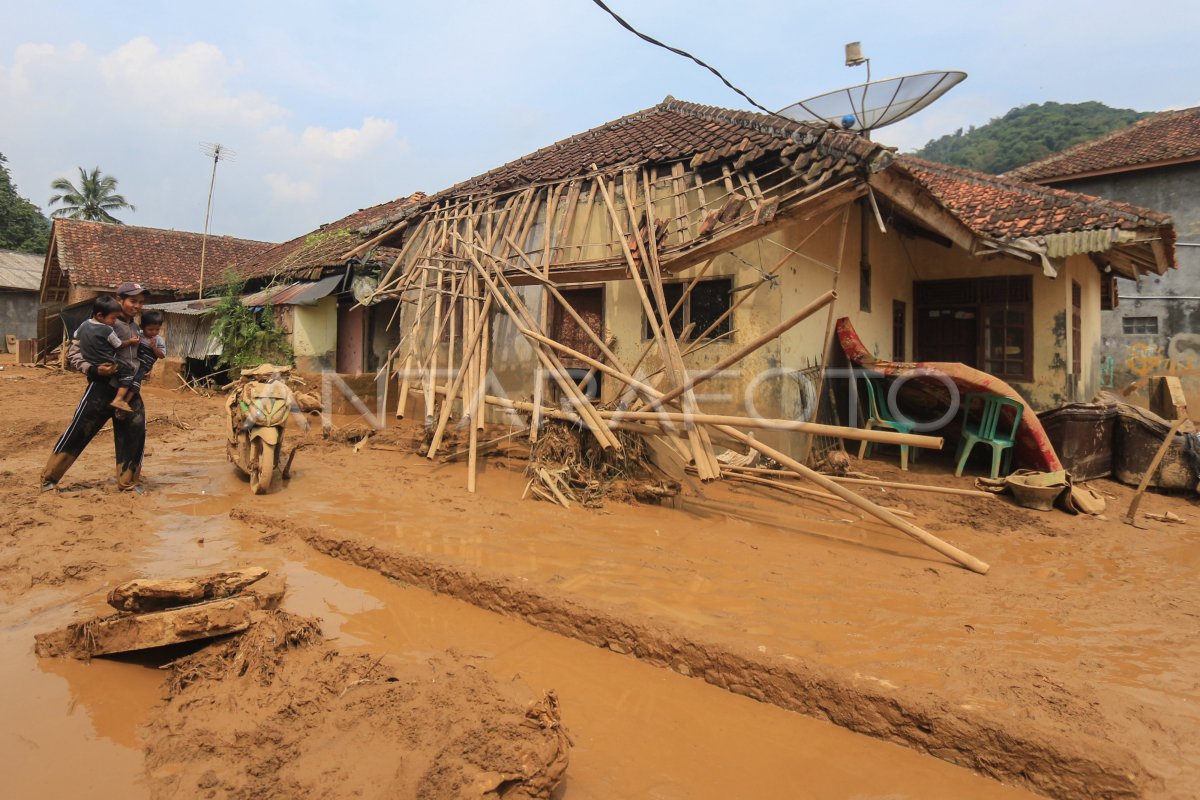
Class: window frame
1122,316,1159,335
643,277,734,342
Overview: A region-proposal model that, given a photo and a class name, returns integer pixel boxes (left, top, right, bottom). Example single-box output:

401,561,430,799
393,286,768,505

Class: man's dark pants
42,377,145,490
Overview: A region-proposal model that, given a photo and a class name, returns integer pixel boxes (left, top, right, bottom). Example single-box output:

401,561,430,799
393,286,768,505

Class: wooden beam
867,169,976,251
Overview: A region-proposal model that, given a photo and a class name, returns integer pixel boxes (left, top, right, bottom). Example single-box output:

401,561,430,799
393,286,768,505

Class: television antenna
198,142,236,300
777,43,966,136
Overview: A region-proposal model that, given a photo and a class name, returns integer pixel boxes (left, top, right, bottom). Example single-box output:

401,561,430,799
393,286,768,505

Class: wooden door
336,302,365,374
551,287,604,367
915,307,978,367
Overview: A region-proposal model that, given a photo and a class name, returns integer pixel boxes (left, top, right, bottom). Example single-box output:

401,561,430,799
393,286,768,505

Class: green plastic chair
954,393,1023,479
854,369,917,471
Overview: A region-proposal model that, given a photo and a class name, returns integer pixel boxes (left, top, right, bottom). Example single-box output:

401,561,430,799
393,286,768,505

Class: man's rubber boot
41,452,77,487
116,463,143,492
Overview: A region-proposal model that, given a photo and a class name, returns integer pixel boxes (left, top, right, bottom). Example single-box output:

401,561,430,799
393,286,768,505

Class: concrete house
1008,106,1199,405
227,192,426,373
37,218,273,354
352,98,1174,440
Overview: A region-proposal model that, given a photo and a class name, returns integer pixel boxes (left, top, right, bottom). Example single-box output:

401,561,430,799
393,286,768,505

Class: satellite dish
778,70,966,133
352,275,379,306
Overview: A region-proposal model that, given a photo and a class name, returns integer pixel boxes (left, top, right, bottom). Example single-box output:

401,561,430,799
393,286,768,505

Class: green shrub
211,270,294,370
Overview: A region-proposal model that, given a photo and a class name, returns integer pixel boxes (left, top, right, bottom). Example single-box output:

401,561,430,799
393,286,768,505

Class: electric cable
587,0,807,122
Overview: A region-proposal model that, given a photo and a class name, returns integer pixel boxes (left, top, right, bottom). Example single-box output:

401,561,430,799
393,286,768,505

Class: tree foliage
912,101,1151,175
48,166,136,223
0,152,51,253
211,271,294,371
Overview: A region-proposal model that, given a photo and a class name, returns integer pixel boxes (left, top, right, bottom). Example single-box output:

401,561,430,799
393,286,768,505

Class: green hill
911,101,1151,176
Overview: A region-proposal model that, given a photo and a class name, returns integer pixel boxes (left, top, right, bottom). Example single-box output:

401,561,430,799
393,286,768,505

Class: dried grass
525,421,678,508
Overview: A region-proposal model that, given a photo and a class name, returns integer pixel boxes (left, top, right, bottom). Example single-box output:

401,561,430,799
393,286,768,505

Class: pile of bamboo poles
365,165,990,576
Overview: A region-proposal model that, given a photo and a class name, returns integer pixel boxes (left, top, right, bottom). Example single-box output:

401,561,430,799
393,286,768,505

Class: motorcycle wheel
251,439,276,495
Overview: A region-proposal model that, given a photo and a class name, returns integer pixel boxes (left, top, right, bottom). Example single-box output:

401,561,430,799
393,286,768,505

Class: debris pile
35,567,284,660
525,420,679,508
357,166,991,574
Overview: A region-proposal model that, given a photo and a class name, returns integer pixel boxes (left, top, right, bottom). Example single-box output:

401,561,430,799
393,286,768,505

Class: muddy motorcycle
225,367,298,494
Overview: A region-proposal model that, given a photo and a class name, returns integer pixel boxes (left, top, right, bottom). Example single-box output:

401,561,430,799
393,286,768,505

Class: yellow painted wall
405,194,1105,440
292,295,337,371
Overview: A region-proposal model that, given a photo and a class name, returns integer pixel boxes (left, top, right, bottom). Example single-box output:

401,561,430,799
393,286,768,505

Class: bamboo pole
512,324,990,574
678,207,845,357
341,218,409,261
466,276,483,492
648,289,837,410
462,243,620,450
487,256,622,451
713,427,990,574
717,471,917,519
598,170,713,477
424,267,444,422
723,466,994,498
517,331,942,449
426,289,494,458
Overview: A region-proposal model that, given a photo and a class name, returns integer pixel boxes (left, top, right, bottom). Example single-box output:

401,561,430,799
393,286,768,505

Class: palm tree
48,167,136,223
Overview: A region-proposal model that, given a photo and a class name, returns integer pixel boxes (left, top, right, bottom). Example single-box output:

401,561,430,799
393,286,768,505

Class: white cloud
298,117,401,161
0,36,412,241
265,172,318,203
99,36,285,127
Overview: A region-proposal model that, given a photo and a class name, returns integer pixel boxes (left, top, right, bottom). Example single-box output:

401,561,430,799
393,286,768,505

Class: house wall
1050,162,1200,408
0,289,39,346
402,199,1101,454
292,296,337,371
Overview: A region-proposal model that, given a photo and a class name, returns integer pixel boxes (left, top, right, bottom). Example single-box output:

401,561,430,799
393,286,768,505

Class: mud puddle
6,457,1037,799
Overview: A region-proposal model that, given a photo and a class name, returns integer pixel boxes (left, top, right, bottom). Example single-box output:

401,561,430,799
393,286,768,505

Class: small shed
0,250,42,352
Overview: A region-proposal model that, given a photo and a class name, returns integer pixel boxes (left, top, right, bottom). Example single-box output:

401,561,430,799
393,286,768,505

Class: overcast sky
2,1,1197,244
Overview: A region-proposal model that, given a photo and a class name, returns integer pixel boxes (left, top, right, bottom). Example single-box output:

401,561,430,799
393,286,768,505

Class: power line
587,0,785,120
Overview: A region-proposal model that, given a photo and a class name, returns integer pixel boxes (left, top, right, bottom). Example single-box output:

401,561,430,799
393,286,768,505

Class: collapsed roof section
233,192,427,283
356,97,1174,291
363,98,895,291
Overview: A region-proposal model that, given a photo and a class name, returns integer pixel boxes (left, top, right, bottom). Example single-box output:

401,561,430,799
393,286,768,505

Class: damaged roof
897,156,1173,240
1006,106,1200,183
357,97,892,237
52,219,274,293
234,192,426,282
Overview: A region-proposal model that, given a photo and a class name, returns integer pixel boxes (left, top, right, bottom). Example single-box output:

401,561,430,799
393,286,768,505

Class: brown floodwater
0,445,1039,799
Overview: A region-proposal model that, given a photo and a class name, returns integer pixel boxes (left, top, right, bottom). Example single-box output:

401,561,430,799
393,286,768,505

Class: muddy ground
0,362,1196,798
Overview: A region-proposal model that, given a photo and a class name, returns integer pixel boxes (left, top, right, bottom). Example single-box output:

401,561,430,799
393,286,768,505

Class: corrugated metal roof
0,250,43,291
244,274,344,306
145,275,344,317
143,297,220,316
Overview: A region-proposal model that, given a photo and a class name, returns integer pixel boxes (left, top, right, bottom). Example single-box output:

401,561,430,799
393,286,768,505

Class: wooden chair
954,393,1023,479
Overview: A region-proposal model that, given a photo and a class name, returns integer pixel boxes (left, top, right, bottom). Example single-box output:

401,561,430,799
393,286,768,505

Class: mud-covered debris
146,610,570,800
35,573,285,660
107,566,268,612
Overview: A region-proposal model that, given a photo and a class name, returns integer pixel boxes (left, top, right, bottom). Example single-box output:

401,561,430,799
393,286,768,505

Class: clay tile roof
897,156,1172,241
235,192,427,282
373,97,890,228
1006,106,1200,182
53,219,274,293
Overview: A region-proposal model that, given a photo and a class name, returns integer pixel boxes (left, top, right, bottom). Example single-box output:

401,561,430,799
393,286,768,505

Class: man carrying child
41,282,153,492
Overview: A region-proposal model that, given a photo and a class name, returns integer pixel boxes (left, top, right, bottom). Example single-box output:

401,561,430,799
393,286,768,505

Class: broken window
1122,316,1159,335
644,278,732,341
